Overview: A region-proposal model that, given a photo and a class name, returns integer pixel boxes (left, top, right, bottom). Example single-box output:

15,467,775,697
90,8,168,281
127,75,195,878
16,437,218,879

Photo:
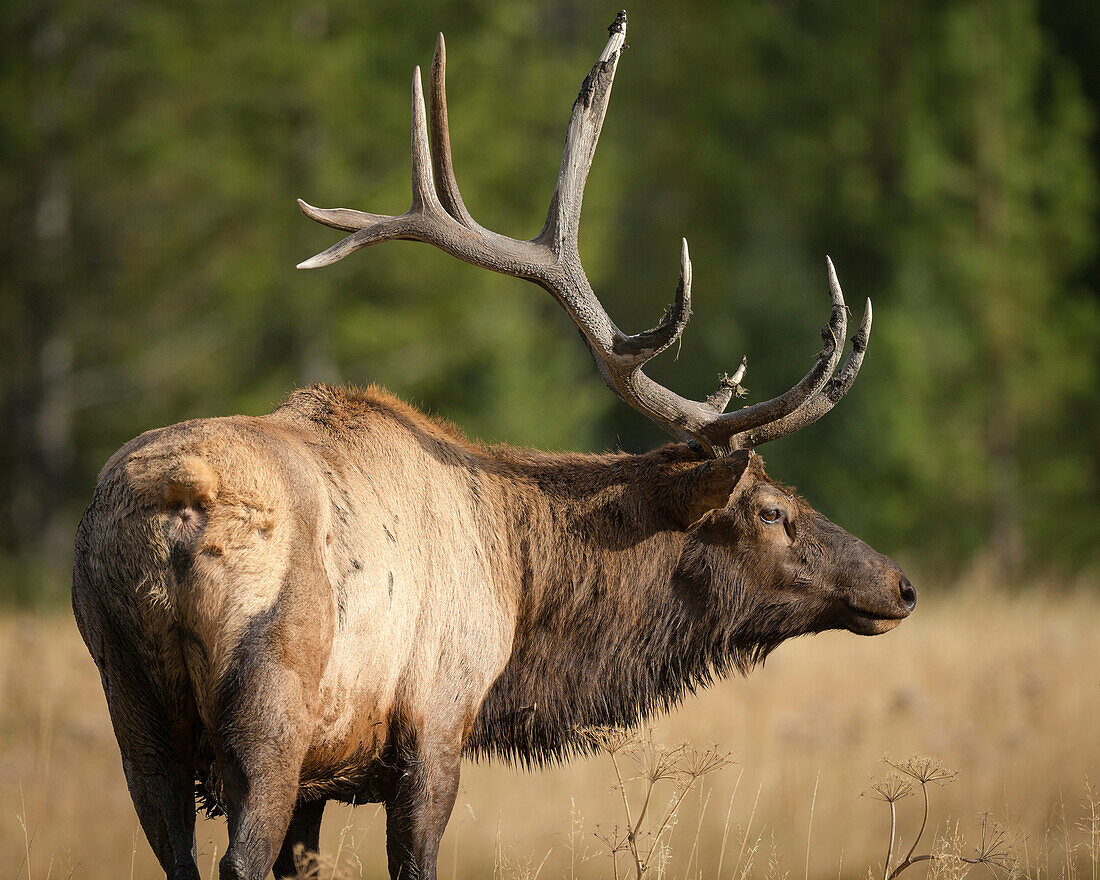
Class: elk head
667,452,915,648
297,11,914,637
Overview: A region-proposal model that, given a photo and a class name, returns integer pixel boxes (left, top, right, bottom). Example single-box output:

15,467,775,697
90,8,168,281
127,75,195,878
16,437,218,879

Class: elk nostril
899,576,917,611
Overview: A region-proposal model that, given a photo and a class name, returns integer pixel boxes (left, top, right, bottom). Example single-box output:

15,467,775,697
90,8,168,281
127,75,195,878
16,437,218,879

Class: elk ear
665,451,752,528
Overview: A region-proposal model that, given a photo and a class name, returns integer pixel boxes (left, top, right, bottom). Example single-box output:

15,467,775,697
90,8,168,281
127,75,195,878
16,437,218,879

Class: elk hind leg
100,668,200,880
272,800,326,879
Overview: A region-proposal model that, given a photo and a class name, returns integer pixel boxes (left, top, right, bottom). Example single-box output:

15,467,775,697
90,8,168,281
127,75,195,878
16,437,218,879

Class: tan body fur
77,387,512,796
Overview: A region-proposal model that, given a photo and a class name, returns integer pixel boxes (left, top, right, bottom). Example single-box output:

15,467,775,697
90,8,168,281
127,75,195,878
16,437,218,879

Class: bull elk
72,12,915,880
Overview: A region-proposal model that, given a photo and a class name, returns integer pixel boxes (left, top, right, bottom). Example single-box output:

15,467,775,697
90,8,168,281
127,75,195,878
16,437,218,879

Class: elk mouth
842,601,909,636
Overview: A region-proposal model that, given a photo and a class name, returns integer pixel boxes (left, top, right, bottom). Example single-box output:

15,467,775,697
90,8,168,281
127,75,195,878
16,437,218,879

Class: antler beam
297,12,872,456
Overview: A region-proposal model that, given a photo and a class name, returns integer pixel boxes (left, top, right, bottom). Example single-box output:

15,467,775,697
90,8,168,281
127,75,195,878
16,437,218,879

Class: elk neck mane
467,439,785,766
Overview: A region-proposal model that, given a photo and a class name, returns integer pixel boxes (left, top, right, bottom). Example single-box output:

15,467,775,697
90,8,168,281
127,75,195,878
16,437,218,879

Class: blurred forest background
3,0,1099,605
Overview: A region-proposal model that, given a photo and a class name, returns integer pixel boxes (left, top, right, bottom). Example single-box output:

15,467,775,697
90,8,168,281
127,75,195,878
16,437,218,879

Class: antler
297,12,871,457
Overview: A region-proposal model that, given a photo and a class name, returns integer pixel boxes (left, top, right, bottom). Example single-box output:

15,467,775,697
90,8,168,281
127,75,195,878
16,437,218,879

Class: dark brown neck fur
467,445,774,765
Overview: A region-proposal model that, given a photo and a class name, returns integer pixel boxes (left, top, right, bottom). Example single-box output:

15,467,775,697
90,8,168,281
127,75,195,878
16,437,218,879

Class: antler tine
618,238,694,369
705,357,749,413
692,258,848,452
429,34,476,228
537,10,628,256
295,201,392,233
743,296,872,446
409,66,443,214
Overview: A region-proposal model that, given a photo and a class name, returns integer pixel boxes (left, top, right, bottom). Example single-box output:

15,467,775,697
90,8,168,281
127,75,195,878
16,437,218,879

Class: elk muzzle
842,564,916,636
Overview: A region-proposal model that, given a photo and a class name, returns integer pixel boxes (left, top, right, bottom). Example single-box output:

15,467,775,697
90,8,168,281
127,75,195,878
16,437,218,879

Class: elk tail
158,455,219,582
164,455,219,509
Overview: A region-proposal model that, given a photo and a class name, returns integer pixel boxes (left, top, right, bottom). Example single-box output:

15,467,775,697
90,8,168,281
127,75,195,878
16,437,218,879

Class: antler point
858,299,873,339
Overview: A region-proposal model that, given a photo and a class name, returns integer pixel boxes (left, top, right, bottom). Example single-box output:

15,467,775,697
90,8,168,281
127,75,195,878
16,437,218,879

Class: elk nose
899,576,917,612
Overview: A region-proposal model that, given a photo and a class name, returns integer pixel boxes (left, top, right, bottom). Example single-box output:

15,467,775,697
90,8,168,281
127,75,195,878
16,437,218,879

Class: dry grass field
3,581,1098,880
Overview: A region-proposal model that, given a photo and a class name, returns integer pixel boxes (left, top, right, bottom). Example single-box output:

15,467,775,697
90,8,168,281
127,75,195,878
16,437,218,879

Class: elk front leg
384,731,463,880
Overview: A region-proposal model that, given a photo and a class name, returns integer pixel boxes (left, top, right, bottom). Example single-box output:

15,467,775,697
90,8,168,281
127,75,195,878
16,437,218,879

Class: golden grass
3,582,1098,879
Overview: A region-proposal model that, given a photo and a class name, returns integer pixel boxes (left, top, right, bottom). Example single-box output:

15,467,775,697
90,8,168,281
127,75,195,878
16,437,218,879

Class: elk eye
760,508,782,524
